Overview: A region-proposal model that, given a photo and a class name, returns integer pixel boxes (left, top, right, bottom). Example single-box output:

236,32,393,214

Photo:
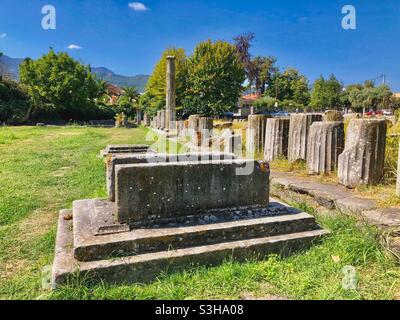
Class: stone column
338,119,387,188
224,134,242,158
246,115,270,155
160,110,166,130
156,111,161,129
176,120,185,137
196,117,214,147
165,56,176,132
288,113,323,162
188,115,201,141
264,118,290,162
307,122,345,175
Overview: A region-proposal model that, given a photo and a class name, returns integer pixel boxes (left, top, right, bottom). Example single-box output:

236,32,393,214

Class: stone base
52,198,327,287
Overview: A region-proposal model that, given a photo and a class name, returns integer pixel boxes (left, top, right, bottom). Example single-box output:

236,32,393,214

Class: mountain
92,67,149,93
0,54,23,80
0,54,149,93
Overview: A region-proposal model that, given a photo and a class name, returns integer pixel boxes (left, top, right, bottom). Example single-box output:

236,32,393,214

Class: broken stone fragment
338,119,387,188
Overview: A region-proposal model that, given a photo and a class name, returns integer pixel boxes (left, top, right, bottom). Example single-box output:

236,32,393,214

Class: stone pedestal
307,122,345,175
338,119,387,188
246,115,271,155
160,110,166,130
264,118,290,162
288,113,323,162
165,56,176,131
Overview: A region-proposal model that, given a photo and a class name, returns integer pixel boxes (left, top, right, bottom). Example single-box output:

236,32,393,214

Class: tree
267,68,310,107
118,86,140,121
19,49,104,121
310,75,343,110
251,56,277,94
346,82,393,112
183,40,246,116
144,48,188,117
233,32,255,82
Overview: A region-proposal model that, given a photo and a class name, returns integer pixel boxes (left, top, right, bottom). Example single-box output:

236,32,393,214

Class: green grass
0,126,399,300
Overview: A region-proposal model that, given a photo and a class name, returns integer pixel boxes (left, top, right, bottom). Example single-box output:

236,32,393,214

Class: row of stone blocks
247,113,387,187
51,145,327,287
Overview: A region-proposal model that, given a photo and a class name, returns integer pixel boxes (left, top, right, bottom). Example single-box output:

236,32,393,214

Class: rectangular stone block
107,152,236,201
115,160,270,225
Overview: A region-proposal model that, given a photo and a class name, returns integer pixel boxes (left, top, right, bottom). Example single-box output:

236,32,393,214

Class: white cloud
128,2,149,11
67,44,82,50
0,33,7,39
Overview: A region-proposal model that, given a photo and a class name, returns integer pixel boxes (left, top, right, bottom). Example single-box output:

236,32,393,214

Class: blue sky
1,0,400,90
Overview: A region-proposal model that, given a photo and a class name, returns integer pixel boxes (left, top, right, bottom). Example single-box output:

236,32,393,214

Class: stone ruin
288,113,323,162
338,119,387,188
307,121,345,175
51,145,327,287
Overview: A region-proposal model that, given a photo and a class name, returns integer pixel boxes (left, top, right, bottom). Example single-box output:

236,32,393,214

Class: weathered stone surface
307,122,345,175
194,117,213,147
270,171,378,215
101,145,153,157
107,152,236,202
288,113,323,162
361,208,400,227
165,56,176,131
176,120,186,137
246,115,271,155
188,115,201,131
264,118,290,162
115,160,270,225
52,207,327,286
156,111,162,129
72,198,320,262
338,119,387,188
224,134,243,158
323,110,343,122
159,110,166,130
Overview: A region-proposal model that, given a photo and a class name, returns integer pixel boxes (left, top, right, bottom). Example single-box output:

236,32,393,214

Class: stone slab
115,160,270,225
107,152,236,201
361,208,400,227
271,172,378,215
72,198,320,262
101,145,155,157
52,208,328,286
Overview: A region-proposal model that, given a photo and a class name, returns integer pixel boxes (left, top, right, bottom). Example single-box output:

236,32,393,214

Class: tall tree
19,49,103,121
310,74,343,110
183,40,245,116
233,32,255,79
267,68,310,106
251,56,277,94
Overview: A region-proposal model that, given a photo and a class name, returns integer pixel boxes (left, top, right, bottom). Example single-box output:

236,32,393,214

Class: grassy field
0,126,399,300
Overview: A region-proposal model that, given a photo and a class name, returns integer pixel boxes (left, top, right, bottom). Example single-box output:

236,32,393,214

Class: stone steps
72,199,321,262
52,199,328,287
